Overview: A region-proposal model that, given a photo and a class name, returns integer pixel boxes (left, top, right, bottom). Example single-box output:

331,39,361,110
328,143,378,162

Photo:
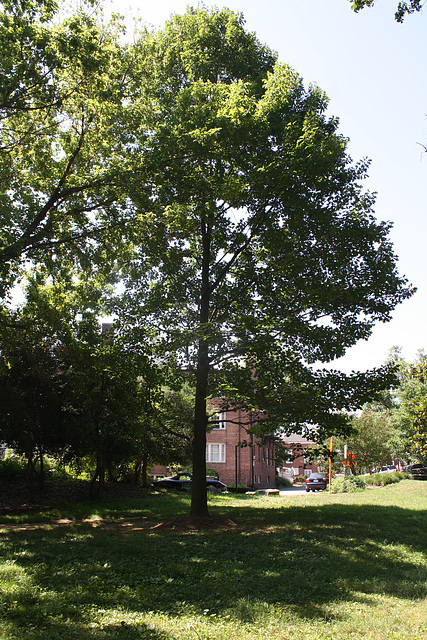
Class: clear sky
110,0,427,373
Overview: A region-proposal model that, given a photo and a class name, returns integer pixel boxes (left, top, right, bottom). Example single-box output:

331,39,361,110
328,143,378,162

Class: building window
210,411,226,430
206,443,226,463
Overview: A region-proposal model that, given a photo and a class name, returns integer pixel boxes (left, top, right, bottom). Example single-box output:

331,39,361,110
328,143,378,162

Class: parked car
373,466,398,474
404,463,423,473
305,472,328,492
154,473,227,492
404,464,427,479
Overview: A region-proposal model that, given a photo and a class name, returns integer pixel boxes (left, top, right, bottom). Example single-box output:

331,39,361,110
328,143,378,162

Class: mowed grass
0,481,426,640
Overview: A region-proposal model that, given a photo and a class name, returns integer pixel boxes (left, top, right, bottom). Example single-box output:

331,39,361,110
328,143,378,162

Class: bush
227,483,250,493
0,458,26,480
206,467,219,479
394,471,410,480
0,455,75,484
294,475,307,484
368,471,410,486
330,475,366,493
276,475,293,488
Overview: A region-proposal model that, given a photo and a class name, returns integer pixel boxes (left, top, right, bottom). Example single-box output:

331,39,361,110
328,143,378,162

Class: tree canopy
0,273,193,493
116,7,413,515
391,351,427,463
347,402,403,473
0,0,136,298
339,350,427,470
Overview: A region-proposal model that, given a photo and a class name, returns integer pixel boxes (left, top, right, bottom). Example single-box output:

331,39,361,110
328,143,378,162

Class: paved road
279,486,331,495
279,486,308,496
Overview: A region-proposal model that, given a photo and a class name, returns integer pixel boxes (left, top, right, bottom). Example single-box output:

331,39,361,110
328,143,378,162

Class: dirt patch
0,480,241,533
0,481,240,533
151,516,239,532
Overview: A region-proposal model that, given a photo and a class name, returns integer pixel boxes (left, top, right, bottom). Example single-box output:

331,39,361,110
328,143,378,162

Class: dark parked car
154,473,227,492
404,464,427,479
305,472,328,492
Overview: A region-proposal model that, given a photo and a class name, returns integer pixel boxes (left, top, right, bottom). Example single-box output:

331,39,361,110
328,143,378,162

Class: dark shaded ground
0,479,240,531
0,478,146,515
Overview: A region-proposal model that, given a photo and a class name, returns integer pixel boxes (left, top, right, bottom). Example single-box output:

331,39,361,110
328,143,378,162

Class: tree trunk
90,454,105,497
37,445,44,489
133,458,142,484
190,215,211,518
191,339,209,517
25,451,36,502
106,460,115,482
140,453,149,487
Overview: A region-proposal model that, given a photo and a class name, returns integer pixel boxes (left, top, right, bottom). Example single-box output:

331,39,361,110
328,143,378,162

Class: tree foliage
118,7,413,516
0,274,193,493
342,350,427,469
0,313,68,489
0,3,416,515
347,401,403,472
0,0,137,297
350,0,424,22
392,352,427,463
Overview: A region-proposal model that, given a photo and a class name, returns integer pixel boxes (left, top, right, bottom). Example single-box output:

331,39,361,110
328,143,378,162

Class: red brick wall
206,408,276,488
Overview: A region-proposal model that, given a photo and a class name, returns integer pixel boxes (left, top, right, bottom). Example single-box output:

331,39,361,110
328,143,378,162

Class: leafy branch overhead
350,0,424,22
0,0,138,294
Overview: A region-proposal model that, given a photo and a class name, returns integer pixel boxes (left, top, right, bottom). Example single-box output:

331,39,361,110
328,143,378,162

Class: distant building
276,433,318,480
149,408,318,488
206,408,276,489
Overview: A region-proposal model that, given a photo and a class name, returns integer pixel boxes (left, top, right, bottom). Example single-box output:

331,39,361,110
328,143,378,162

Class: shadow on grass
1,497,427,638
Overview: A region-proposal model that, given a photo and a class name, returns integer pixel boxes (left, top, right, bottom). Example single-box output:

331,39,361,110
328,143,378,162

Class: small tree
394,354,427,464
0,327,68,492
348,404,403,473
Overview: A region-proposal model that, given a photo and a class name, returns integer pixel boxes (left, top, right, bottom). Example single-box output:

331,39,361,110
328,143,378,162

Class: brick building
150,423,317,488
206,408,276,489
276,433,318,480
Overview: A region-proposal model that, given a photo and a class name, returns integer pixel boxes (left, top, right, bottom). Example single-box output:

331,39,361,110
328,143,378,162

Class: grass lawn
1,480,426,639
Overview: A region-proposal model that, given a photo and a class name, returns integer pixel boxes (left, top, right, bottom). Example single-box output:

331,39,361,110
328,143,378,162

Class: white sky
109,0,427,373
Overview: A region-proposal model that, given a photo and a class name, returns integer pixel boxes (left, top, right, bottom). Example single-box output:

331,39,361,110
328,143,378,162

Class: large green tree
118,7,413,517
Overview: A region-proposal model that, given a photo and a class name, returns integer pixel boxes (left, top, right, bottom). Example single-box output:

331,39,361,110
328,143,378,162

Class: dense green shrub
276,475,293,488
368,471,410,486
0,458,26,480
0,456,74,483
206,467,220,479
182,466,219,480
330,475,366,493
394,471,410,480
227,483,250,493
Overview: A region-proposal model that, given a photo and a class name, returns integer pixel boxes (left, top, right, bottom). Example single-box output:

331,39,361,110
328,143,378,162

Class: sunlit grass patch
0,480,426,639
